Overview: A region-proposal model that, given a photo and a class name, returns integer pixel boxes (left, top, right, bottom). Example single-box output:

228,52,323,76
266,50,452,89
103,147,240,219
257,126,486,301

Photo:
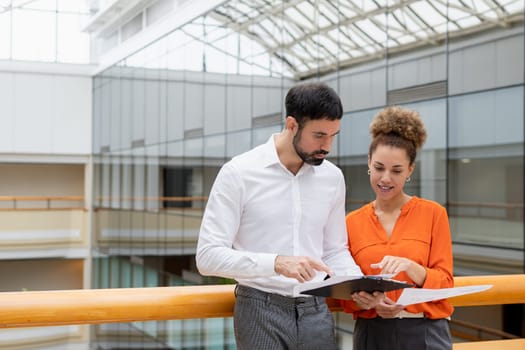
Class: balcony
0,196,88,259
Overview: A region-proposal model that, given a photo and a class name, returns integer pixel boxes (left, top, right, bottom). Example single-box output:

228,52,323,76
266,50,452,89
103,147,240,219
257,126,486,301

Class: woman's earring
406,176,411,183
367,169,371,175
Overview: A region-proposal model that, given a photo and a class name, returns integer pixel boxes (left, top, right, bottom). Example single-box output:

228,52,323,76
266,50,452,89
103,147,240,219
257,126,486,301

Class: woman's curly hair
368,106,427,165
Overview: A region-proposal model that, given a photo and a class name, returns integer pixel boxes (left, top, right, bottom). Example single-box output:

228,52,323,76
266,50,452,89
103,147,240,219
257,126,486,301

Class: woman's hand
374,297,405,318
371,255,427,286
351,291,384,310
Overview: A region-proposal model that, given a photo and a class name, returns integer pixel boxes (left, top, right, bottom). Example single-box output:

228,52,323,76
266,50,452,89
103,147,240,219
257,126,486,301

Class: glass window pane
253,125,280,147
57,12,90,63
226,130,251,158
57,0,88,12
448,87,524,250
12,8,55,61
0,12,10,59
23,0,55,10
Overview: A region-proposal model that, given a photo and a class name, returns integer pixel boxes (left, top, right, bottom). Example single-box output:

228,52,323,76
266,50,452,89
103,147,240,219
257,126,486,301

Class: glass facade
91,1,524,348
0,0,90,63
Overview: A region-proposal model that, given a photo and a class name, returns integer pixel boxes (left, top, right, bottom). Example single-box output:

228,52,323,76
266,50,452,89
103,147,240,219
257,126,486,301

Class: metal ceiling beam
203,0,523,80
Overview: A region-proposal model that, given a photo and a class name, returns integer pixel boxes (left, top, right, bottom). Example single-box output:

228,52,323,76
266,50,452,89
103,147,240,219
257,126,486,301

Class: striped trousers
234,284,338,350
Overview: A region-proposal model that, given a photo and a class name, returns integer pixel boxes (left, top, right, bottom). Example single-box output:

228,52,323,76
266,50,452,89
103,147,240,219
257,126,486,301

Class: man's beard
293,132,329,166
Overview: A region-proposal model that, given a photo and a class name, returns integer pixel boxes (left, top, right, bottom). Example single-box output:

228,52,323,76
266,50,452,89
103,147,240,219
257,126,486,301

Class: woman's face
368,144,414,201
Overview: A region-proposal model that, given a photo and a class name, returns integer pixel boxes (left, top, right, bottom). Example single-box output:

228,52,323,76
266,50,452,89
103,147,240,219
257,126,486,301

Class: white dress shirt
196,134,362,296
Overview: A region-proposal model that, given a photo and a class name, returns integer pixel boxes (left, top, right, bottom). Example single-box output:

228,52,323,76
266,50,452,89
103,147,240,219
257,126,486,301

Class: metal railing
1,196,520,219
0,196,85,210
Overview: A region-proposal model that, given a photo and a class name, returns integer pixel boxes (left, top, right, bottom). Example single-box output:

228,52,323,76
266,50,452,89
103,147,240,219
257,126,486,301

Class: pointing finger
309,259,333,276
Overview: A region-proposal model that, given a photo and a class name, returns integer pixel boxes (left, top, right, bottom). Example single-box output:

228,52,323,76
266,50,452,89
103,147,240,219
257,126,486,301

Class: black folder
296,275,414,300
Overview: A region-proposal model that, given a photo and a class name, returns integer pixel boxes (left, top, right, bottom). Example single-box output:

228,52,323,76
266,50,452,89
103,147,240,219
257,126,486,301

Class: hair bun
369,106,427,150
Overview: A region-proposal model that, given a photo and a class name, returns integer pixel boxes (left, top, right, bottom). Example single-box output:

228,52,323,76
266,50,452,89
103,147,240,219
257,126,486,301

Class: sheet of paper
396,284,492,306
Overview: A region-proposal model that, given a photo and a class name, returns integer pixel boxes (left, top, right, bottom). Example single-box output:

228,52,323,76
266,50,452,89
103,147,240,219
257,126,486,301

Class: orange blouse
341,196,454,319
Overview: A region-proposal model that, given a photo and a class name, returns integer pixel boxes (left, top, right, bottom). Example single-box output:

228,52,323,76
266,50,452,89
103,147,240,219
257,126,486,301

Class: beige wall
0,164,84,196
0,258,83,292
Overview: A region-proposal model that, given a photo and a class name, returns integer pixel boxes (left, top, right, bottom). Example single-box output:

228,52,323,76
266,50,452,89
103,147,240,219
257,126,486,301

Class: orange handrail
0,275,524,329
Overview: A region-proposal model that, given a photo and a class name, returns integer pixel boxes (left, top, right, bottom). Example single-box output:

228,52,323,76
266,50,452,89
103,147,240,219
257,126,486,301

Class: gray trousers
234,285,338,350
353,317,452,350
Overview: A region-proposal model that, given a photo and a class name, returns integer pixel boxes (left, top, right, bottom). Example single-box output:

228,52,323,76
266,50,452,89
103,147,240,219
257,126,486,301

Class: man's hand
274,255,333,283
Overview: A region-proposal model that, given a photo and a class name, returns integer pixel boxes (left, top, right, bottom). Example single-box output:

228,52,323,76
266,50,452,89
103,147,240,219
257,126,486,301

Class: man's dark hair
285,82,343,128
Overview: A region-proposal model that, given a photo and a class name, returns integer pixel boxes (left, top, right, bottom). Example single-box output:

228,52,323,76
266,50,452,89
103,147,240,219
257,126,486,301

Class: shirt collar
261,134,281,167
261,134,315,175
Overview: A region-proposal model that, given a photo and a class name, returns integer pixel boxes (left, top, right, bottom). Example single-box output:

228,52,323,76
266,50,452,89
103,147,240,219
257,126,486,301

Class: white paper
396,284,492,306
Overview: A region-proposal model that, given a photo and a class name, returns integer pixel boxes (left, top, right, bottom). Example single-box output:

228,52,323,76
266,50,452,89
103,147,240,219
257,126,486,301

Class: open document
294,274,414,300
396,284,493,306
294,274,492,304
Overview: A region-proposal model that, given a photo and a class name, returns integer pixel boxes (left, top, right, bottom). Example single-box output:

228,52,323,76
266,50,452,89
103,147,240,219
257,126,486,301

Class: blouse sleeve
421,205,454,289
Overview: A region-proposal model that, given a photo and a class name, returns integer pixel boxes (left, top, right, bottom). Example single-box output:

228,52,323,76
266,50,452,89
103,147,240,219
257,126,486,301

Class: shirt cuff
256,253,279,276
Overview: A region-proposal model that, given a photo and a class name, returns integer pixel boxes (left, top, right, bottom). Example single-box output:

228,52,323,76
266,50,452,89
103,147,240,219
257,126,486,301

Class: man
196,82,362,349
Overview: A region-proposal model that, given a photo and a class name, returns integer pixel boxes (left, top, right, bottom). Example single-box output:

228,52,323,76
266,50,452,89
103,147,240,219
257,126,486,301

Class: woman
342,106,454,350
